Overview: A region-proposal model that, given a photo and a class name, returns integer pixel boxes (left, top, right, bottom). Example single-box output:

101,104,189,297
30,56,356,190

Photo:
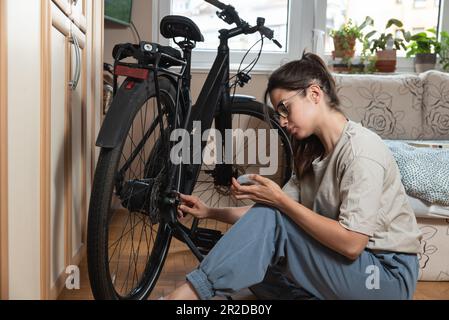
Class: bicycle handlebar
205,0,282,49
205,0,227,10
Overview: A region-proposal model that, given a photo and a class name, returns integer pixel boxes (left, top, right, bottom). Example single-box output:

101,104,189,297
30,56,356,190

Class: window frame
152,0,449,73
152,0,309,72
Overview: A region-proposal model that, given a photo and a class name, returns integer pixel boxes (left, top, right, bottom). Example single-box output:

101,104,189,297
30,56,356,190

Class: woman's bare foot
164,282,201,300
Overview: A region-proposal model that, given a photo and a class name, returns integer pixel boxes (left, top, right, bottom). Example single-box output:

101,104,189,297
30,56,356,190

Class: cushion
419,70,449,139
334,73,424,139
385,141,449,206
417,218,449,281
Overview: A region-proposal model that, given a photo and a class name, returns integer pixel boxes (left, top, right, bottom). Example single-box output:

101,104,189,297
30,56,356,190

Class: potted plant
439,31,449,72
406,28,441,73
360,30,377,73
370,19,410,73
330,16,373,60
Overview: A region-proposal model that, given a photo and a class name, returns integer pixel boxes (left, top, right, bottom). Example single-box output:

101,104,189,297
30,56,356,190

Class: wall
104,0,153,66
0,0,9,300
6,0,42,299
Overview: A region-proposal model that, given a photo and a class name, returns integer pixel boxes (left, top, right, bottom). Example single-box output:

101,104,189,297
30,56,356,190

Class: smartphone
237,174,260,186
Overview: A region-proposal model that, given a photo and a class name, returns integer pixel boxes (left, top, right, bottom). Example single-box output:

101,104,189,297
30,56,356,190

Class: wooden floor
59,236,449,300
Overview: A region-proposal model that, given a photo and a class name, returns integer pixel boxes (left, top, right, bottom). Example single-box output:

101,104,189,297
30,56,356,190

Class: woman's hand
177,193,211,220
230,174,284,208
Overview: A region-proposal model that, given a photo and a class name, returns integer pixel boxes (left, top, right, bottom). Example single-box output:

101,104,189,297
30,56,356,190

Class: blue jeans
186,204,419,300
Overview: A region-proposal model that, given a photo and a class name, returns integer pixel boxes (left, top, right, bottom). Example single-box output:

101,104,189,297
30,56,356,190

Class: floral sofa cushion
334,73,424,140
417,218,449,281
419,70,449,139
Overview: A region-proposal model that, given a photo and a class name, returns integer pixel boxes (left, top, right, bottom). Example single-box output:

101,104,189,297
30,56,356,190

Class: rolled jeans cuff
186,268,215,300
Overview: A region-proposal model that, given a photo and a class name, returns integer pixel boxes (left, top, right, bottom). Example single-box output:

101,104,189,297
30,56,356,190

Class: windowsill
190,55,446,75
324,54,417,73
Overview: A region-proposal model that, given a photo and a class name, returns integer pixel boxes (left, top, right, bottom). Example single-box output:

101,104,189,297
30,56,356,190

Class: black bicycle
87,0,293,300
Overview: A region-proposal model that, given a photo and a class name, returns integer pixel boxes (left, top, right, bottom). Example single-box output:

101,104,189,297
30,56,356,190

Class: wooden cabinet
71,0,88,33
2,0,103,299
47,0,96,299
49,0,88,294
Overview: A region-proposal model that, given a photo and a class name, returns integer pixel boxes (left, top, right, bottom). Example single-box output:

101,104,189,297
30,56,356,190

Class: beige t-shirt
282,120,422,254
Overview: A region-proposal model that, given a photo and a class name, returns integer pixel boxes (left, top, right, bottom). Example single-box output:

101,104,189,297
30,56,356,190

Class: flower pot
414,53,436,73
331,63,364,73
332,36,356,59
375,50,397,73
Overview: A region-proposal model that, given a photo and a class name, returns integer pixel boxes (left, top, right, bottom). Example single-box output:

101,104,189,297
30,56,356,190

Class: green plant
370,19,410,53
330,16,374,50
439,31,449,71
406,28,441,57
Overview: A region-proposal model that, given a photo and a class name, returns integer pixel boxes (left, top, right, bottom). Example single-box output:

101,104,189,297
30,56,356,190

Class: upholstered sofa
334,70,449,281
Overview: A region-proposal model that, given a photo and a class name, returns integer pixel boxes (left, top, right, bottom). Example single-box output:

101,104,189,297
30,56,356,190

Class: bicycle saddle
160,15,204,42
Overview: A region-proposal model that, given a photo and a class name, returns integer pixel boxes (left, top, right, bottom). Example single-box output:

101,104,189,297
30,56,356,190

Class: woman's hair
264,51,345,180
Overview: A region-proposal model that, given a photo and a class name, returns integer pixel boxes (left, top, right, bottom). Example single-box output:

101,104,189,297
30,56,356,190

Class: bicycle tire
87,76,181,300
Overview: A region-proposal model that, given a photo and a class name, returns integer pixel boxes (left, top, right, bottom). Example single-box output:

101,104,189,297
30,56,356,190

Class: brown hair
264,52,345,180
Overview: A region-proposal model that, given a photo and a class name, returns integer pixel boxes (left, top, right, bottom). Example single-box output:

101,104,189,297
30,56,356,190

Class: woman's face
270,86,321,140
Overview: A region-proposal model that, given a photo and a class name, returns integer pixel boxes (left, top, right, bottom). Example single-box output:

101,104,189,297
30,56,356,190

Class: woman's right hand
177,193,211,220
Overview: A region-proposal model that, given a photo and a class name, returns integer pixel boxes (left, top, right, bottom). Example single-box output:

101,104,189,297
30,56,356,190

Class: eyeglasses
274,89,305,119
274,84,323,119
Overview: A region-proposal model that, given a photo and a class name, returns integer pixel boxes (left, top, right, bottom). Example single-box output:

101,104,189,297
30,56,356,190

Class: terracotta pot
414,53,436,73
333,36,356,59
375,50,397,73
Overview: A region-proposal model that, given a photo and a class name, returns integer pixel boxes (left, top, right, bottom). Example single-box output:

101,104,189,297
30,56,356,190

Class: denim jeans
186,204,419,300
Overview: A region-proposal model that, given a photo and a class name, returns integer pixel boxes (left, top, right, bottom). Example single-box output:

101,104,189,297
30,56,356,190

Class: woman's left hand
230,174,284,208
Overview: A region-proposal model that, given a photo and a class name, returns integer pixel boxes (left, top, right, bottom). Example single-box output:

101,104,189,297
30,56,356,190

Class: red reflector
114,65,149,80
125,81,135,90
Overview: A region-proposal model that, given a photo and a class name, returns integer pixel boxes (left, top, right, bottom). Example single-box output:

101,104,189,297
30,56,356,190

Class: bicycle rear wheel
87,76,180,300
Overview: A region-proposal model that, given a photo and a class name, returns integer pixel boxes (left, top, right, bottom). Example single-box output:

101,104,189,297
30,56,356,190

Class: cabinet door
50,1,71,289
49,0,89,292
71,0,87,33
52,0,71,16
69,26,87,262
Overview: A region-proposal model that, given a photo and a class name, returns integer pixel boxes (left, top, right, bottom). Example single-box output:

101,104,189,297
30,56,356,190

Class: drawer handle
69,35,81,91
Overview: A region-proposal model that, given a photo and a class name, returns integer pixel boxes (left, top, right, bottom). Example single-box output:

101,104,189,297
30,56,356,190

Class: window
325,0,442,57
414,0,427,8
171,0,288,53
153,0,304,71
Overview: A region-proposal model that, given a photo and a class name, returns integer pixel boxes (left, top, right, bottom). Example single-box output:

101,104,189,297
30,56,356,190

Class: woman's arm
177,193,252,225
208,206,253,225
231,176,369,261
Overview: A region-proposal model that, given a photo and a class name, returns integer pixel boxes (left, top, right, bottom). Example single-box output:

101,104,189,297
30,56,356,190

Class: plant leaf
386,18,403,29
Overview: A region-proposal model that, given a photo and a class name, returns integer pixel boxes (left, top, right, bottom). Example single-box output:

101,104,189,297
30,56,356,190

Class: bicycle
87,0,293,300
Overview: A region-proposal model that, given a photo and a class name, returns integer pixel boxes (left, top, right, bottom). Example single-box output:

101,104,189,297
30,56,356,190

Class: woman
163,52,422,300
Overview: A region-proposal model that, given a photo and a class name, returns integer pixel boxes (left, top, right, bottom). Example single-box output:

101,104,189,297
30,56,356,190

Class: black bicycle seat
160,15,204,42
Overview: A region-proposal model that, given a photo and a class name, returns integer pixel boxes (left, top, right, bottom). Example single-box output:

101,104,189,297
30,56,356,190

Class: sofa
333,70,449,281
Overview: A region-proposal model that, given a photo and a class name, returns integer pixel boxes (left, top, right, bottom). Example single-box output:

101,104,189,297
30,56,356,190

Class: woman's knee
244,204,280,223
234,204,285,239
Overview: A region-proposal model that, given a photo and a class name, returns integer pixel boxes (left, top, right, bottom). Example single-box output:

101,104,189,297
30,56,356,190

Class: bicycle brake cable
229,34,265,109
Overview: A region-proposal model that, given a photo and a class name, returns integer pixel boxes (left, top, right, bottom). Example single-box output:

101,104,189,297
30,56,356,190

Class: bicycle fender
231,94,257,104
96,77,155,149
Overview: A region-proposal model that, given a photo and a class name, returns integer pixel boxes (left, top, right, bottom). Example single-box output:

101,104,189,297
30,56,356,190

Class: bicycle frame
178,26,267,195
165,28,248,262
96,24,271,263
